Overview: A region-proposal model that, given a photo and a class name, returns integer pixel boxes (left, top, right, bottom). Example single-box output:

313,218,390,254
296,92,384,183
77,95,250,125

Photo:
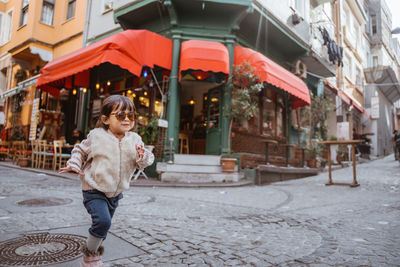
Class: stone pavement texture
0,156,399,266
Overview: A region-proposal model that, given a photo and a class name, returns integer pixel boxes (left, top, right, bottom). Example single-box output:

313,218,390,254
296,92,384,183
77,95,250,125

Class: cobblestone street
0,156,399,266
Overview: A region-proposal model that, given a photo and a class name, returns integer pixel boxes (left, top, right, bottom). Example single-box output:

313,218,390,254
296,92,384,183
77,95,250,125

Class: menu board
29,98,40,140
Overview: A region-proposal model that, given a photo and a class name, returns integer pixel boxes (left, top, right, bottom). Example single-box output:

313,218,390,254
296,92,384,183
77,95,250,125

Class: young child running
59,95,154,266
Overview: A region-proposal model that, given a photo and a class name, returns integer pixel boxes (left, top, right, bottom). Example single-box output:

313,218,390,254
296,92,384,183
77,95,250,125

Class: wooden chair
179,133,189,154
11,141,27,164
53,140,71,171
31,140,40,168
0,141,10,161
38,140,54,169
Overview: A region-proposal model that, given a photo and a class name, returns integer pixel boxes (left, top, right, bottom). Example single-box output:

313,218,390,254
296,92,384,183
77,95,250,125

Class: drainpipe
82,0,92,46
334,0,342,90
165,34,181,161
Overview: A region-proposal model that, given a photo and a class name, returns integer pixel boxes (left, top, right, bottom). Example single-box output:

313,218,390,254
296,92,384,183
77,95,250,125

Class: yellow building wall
1,0,87,134
53,35,83,59
0,0,86,56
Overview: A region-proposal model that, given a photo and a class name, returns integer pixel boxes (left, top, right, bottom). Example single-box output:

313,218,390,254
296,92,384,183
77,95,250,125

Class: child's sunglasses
110,111,135,121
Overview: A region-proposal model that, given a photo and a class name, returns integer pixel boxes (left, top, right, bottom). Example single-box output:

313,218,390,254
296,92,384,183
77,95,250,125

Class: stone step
160,172,244,183
157,162,238,173
173,154,221,165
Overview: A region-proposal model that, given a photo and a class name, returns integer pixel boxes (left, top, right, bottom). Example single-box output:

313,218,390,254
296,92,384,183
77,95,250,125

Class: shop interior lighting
82,88,87,93
132,93,136,98
72,89,77,95
188,97,195,105
127,89,132,94
107,80,111,86
144,91,148,96
211,97,218,102
143,70,148,77
96,83,100,89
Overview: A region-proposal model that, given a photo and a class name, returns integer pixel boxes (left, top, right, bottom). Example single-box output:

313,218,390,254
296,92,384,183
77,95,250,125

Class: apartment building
364,0,400,156
0,0,86,141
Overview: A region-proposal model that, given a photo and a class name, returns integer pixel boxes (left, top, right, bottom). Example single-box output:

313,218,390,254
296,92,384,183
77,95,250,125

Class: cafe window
261,89,276,136
276,95,285,138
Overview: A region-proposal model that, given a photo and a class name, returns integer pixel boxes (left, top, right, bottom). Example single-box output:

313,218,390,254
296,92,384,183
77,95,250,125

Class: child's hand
136,144,145,162
59,166,84,176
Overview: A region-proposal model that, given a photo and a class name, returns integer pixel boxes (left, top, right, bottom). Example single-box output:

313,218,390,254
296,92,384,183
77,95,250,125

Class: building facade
0,0,87,142
364,0,400,156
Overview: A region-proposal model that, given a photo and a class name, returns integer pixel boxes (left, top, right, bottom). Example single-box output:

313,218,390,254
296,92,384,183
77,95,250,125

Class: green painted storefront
113,0,310,160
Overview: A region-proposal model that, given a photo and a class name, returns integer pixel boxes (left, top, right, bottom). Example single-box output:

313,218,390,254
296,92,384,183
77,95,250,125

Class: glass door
205,86,222,155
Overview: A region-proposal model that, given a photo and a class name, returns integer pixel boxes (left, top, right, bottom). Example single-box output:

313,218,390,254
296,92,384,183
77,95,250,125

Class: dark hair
96,95,135,130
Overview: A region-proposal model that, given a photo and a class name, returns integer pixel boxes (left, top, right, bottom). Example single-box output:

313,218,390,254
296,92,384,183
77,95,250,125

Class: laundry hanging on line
318,26,343,67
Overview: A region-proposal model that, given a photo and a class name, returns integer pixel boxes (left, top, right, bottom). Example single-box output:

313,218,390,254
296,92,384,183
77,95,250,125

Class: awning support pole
221,40,235,155
165,34,181,161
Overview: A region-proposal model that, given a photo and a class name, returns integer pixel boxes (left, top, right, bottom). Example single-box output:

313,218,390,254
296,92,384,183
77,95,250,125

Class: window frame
3,9,13,44
19,0,29,27
40,0,55,26
102,0,113,14
66,0,76,20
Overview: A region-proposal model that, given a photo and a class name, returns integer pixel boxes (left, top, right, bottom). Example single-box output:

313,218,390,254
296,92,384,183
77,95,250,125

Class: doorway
179,80,223,155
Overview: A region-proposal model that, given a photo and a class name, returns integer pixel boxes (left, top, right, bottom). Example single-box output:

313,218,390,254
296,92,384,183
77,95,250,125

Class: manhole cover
16,197,72,207
0,232,85,266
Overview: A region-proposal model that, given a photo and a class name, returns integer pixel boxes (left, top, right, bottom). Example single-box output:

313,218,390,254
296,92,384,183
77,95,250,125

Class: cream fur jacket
67,128,154,198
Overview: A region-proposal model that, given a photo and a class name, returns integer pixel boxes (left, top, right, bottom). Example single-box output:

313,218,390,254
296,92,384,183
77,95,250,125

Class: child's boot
80,245,105,267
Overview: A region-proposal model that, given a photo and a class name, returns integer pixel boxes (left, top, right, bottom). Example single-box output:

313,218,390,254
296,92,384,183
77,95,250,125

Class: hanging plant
225,63,263,156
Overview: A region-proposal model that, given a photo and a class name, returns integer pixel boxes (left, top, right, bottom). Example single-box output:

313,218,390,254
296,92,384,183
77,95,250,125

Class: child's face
102,107,135,136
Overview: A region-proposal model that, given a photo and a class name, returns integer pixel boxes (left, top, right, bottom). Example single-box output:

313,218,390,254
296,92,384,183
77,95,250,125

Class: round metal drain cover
0,232,85,266
17,197,72,207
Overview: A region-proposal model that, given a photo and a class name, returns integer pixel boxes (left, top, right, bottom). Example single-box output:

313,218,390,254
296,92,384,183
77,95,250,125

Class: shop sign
29,98,40,140
337,121,350,140
39,110,63,125
370,96,379,119
158,119,168,128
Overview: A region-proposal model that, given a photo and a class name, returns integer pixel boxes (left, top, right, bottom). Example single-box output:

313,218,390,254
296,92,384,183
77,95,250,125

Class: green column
165,34,181,160
221,40,234,154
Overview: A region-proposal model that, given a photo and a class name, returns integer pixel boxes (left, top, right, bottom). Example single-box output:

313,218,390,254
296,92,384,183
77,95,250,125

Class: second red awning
234,46,310,109
36,30,173,97
179,40,230,76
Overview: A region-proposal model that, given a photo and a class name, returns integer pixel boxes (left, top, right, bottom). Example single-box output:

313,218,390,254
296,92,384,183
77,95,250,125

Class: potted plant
137,116,159,151
308,143,322,168
222,63,263,173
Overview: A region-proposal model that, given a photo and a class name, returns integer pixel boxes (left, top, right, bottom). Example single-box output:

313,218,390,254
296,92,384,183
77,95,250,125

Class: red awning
234,46,310,109
180,40,229,76
350,97,373,120
36,30,173,97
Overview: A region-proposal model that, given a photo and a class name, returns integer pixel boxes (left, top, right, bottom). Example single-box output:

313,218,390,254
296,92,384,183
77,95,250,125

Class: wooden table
261,139,278,164
318,140,364,187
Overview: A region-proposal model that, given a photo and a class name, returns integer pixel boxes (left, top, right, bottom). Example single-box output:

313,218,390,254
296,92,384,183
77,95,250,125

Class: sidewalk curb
0,161,254,188
130,180,254,188
0,161,77,181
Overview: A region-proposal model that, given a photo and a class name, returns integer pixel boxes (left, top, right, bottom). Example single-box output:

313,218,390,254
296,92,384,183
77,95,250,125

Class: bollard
168,137,174,164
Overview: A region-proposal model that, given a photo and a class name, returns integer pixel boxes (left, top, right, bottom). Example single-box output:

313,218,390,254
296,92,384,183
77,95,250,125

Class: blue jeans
82,190,123,239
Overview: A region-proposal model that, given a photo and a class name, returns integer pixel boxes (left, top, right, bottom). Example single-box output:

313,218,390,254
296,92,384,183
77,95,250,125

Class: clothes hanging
318,26,343,67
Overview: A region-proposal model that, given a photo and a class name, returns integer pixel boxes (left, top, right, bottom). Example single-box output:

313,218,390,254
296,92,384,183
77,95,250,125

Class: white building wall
85,0,122,45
